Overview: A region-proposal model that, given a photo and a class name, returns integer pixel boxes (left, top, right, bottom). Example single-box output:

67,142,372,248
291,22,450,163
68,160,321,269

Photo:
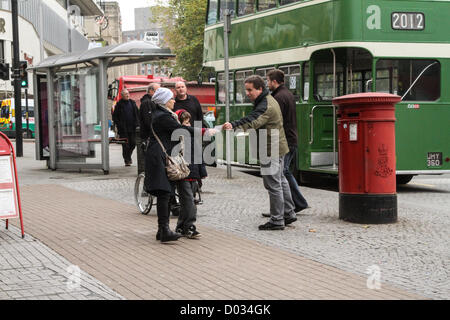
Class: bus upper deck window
258,0,277,11
238,0,256,16
280,0,299,5
219,0,235,21
207,0,218,24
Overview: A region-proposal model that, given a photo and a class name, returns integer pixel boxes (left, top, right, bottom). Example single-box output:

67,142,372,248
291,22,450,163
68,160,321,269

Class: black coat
144,105,198,196
139,94,157,140
271,85,298,147
112,99,139,135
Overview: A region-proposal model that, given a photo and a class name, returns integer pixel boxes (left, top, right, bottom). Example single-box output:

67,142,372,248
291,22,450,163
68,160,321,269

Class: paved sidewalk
8,184,422,300
0,224,122,300
3,142,446,300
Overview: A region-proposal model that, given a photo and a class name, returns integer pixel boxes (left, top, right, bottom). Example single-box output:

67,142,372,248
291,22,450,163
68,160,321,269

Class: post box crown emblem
378,144,388,156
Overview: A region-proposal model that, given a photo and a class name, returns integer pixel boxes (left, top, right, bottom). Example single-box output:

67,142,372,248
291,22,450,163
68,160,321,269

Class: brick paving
8,184,423,300
0,223,122,300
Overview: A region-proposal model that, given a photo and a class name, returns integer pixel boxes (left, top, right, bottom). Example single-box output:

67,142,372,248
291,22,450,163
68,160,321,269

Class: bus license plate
427,152,442,167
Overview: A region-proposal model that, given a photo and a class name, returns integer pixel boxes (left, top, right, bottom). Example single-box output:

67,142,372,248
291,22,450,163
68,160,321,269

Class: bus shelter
30,41,174,174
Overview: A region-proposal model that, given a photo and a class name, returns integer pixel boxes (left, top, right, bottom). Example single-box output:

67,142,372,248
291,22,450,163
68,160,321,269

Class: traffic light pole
12,0,23,157
25,89,30,138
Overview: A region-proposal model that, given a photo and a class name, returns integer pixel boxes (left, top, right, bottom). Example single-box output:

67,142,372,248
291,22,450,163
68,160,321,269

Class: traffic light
19,61,28,88
0,63,9,80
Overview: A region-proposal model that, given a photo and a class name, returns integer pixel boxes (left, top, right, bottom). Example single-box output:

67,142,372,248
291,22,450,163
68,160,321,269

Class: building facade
0,0,103,98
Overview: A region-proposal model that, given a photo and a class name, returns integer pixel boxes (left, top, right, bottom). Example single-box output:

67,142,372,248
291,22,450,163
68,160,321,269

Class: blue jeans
261,157,296,226
284,146,308,211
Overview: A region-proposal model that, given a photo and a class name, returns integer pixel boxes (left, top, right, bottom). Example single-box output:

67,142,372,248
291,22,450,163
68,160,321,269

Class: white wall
0,10,42,96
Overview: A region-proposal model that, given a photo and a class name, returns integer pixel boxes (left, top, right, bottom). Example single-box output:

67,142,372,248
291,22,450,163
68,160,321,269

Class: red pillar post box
333,93,401,224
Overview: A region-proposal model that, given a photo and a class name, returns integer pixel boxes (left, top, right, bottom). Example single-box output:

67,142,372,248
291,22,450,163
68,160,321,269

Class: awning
31,41,175,71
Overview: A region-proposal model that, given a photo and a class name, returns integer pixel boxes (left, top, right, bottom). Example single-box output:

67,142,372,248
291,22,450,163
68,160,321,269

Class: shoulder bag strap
150,118,185,156
151,123,168,155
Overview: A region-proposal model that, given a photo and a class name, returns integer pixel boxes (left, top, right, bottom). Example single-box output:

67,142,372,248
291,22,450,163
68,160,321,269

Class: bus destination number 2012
392,12,424,30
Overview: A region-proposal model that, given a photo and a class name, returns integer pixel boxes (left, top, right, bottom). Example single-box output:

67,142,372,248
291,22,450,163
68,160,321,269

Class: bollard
333,93,401,224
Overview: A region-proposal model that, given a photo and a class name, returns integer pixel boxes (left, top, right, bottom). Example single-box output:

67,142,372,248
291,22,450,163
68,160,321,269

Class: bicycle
134,172,202,215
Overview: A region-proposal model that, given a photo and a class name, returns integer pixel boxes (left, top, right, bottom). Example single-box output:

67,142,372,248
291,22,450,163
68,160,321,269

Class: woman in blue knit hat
144,88,215,243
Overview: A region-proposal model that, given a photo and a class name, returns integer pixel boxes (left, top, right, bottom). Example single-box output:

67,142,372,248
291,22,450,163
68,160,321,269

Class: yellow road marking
410,182,435,188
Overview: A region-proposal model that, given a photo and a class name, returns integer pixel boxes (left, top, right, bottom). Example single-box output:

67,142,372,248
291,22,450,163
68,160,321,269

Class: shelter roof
31,41,174,71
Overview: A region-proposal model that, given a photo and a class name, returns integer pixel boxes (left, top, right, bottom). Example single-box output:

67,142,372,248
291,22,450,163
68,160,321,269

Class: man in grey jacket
223,75,297,230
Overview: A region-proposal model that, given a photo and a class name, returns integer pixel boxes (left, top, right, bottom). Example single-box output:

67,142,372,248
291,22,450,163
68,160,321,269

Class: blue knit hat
151,87,173,106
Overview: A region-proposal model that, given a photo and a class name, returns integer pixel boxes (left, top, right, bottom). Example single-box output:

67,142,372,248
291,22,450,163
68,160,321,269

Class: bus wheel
396,175,414,185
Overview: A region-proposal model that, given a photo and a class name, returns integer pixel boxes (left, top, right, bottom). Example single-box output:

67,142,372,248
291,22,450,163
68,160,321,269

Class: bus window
0,105,9,118
314,62,344,101
219,0,235,21
376,59,440,101
303,62,310,101
217,72,233,104
238,0,256,16
256,67,275,87
279,64,301,101
280,0,299,5
235,70,254,104
207,0,218,24
258,0,277,11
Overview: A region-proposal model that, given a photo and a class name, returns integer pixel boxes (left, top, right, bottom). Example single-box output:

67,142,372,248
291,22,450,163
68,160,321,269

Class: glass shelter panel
376,59,440,101
53,67,103,164
235,70,254,104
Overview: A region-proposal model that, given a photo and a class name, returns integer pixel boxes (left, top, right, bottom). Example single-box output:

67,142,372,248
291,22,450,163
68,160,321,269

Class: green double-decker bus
203,0,450,184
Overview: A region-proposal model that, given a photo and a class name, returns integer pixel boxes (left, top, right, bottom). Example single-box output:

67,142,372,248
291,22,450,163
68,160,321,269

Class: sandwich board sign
0,132,24,238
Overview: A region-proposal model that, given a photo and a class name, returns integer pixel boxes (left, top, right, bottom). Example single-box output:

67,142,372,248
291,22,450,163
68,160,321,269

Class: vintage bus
203,0,450,184
0,99,35,138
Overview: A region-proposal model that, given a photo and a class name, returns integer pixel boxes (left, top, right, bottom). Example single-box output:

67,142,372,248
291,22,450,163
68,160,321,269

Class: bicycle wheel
134,172,153,215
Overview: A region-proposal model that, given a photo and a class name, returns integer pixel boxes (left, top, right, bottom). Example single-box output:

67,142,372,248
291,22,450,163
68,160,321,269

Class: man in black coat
267,69,309,213
112,89,139,166
174,81,204,127
139,83,160,140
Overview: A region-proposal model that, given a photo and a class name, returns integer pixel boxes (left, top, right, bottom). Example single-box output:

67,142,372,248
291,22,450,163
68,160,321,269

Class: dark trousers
176,180,197,232
156,192,171,227
284,146,308,211
120,130,136,163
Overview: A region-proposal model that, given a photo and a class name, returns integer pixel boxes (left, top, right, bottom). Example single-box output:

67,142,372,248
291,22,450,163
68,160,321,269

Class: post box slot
347,113,360,118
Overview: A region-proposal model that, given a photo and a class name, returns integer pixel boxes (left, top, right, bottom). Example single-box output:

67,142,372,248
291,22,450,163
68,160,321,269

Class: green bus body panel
396,103,450,171
204,0,450,63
